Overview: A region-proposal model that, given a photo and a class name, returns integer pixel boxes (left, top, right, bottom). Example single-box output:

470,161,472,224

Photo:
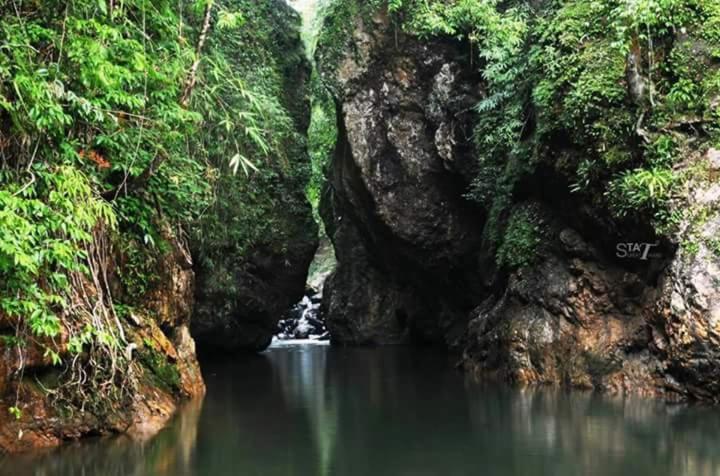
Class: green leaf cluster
191,0,317,269
496,206,542,270
0,165,114,341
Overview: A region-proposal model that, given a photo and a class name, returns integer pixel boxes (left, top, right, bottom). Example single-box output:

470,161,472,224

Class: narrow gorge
1,0,720,473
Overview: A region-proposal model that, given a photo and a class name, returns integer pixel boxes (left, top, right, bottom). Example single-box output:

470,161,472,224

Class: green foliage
706,237,720,258
306,72,337,225
0,165,114,342
608,135,679,232
8,406,22,421
315,0,384,89
191,0,316,267
296,0,335,57
646,135,678,167
682,239,701,256
525,0,719,230
116,235,160,300
290,1,338,231
67,324,95,355
373,0,720,251
0,0,316,413
496,207,542,270
0,334,24,348
607,167,677,217
0,2,198,406
0,0,200,301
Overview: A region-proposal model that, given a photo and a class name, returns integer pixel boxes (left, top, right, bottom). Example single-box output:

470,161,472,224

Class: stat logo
616,242,661,260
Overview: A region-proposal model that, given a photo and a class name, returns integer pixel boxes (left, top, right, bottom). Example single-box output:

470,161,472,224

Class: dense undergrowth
0,0,310,419
317,0,720,268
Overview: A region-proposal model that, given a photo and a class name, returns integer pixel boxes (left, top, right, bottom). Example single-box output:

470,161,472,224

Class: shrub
496,208,542,270
607,167,677,218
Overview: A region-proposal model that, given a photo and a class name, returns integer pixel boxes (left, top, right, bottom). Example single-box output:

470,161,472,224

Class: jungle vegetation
0,0,312,418
2,0,720,418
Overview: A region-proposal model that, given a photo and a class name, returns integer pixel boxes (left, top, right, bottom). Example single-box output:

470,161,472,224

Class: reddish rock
0,226,204,454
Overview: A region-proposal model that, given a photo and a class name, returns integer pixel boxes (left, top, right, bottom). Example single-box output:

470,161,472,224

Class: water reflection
0,397,203,476
3,345,720,476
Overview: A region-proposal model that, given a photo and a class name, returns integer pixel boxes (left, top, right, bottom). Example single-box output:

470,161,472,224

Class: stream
3,343,720,476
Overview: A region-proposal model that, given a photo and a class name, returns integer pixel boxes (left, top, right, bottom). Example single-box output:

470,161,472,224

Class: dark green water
3,343,720,476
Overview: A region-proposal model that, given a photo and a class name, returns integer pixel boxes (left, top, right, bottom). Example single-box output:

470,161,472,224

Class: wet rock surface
192,236,318,353
462,183,720,402
462,202,667,397
276,290,329,340
0,227,205,453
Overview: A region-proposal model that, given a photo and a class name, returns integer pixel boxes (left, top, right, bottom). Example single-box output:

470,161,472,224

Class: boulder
319,10,486,346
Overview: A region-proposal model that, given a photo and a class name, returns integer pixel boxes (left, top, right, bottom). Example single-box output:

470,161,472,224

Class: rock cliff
190,0,318,353
319,10,486,347
317,4,720,401
0,225,204,453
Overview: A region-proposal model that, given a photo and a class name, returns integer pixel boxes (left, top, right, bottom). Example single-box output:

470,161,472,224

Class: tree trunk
180,2,214,107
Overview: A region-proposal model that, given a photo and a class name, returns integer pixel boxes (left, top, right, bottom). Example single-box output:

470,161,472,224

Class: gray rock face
463,202,668,396
649,163,720,401
319,11,720,401
319,12,485,346
459,157,720,401
463,177,720,402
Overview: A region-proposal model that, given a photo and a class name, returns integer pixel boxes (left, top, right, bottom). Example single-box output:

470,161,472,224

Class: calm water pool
3,343,720,476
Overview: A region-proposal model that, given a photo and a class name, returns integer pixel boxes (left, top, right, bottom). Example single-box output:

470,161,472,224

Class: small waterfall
275,289,329,340
275,229,335,342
